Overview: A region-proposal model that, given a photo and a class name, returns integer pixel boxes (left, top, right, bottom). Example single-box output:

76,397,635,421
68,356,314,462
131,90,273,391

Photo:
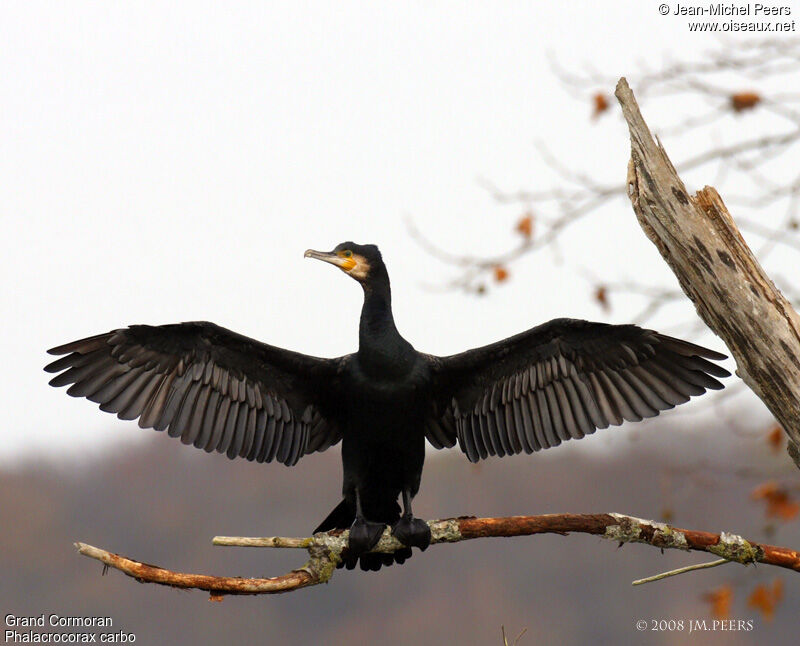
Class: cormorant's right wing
46,321,343,466
423,318,730,462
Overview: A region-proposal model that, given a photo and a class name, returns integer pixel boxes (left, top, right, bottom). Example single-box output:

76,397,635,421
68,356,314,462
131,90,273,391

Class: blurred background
2,2,799,644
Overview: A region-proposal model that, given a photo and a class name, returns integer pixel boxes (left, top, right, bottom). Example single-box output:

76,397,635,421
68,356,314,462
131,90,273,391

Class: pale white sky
1,2,786,461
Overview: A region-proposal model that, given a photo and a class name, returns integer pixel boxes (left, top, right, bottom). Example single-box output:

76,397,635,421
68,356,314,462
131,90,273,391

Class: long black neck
357,267,413,375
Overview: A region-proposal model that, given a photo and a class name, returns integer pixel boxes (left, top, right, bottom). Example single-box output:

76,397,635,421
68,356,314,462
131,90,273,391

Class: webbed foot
392,515,431,551
348,518,386,557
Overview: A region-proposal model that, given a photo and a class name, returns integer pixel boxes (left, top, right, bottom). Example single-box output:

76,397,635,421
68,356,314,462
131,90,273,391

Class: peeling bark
615,77,800,468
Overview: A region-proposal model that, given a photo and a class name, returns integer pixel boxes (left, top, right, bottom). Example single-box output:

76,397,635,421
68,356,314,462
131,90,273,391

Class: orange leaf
493,266,509,283
766,425,784,453
751,481,800,521
516,213,534,239
748,579,783,621
703,585,732,619
594,286,610,312
592,92,609,119
748,585,773,620
730,92,761,113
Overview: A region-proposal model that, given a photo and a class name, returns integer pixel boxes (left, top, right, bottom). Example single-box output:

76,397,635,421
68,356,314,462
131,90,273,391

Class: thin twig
632,558,732,586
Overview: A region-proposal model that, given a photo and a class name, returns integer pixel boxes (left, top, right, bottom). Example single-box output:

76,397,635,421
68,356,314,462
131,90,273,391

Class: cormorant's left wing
423,318,730,462
46,321,343,466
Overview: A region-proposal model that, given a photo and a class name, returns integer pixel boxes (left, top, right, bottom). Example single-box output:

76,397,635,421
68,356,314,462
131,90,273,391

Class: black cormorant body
46,242,731,571
310,244,434,568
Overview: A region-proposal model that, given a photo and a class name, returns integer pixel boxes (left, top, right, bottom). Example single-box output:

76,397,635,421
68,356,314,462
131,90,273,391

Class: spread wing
46,321,343,466
423,318,730,462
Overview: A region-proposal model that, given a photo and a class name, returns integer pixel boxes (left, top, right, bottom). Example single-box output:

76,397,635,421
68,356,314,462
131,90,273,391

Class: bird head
304,242,383,283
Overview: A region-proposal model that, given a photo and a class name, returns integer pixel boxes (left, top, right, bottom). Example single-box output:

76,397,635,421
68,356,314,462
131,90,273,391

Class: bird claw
392,515,431,551
348,518,386,556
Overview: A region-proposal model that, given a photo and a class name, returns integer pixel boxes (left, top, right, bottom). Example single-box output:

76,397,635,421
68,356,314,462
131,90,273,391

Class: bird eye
343,250,353,258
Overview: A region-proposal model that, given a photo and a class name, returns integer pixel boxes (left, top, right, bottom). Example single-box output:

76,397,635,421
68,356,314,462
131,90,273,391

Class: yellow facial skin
336,250,357,271
304,249,371,280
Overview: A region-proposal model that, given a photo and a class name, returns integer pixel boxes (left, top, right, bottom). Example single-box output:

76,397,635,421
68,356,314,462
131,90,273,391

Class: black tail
315,499,412,571
314,498,354,533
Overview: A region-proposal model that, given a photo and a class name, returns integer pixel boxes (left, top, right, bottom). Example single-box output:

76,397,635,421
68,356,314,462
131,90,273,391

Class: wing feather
219,401,242,454
475,414,490,460
424,318,730,461
46,322,343,466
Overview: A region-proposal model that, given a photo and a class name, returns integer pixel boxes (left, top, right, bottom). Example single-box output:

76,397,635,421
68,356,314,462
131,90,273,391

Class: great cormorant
46,242,730,571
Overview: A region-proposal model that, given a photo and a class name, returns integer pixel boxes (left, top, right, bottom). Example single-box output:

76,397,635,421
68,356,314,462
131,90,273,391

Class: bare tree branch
74,512,800,598
631,558,732,586
615,76,800,468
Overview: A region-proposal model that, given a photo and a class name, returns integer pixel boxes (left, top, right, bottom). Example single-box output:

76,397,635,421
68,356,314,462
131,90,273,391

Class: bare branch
73,541,321,597
632,558,732,586
75,512,800,598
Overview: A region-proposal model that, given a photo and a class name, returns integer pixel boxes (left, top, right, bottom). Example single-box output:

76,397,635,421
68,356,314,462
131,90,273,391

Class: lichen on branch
74,512,800,599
